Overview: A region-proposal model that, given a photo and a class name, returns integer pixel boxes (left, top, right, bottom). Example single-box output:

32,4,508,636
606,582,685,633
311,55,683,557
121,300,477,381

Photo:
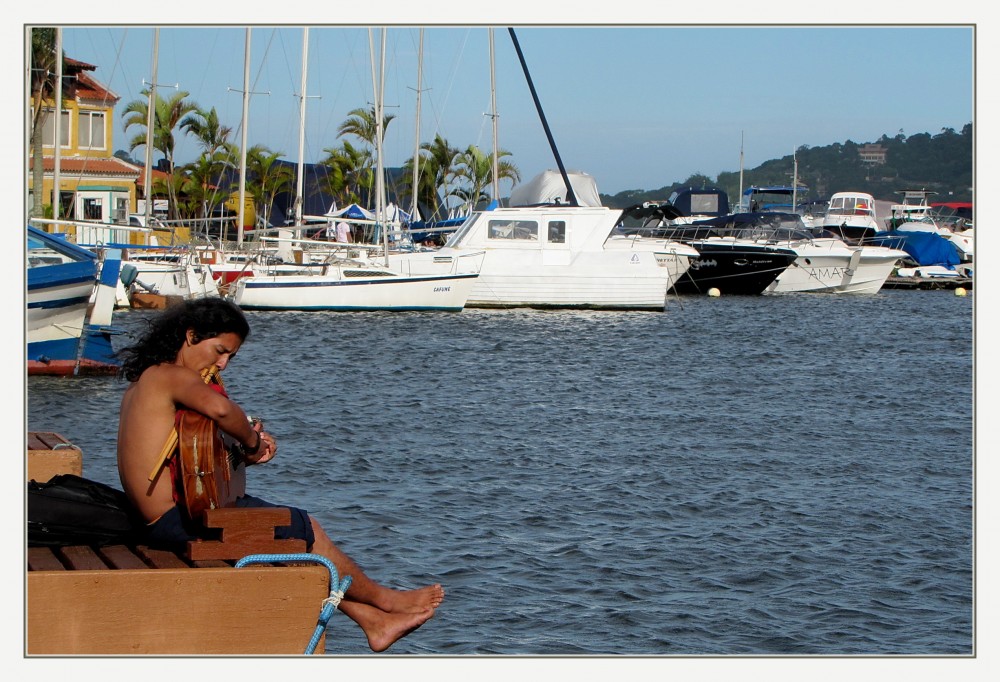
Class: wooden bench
26,432,336,655
27,431,82,483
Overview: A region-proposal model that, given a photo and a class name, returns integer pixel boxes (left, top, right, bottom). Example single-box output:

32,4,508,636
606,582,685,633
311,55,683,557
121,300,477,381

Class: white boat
229,29,482,313
229,255,481,311
390,171,698,310
117,246,221,307
27,226,121,376
884,190,973,263
694,212,906,294
817,191,880,243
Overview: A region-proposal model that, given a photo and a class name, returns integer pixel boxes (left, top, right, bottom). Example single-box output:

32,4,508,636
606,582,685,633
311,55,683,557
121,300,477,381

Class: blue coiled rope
235,553,353,655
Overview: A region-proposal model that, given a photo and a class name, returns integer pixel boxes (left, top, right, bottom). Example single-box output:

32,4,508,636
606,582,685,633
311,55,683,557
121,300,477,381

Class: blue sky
49,20,974,197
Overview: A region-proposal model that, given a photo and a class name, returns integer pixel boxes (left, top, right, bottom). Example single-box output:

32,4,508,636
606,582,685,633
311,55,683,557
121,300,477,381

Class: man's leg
308,519,443,652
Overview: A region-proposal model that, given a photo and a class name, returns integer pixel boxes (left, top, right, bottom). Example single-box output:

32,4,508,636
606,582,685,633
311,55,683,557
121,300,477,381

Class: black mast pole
507,27,579,207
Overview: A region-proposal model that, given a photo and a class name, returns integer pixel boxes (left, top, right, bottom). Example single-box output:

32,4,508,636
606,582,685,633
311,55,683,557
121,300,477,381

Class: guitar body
175,410,247,521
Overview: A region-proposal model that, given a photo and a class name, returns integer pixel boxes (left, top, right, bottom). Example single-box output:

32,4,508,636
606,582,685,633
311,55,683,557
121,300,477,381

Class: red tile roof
63,56,118,104
42,156,141,178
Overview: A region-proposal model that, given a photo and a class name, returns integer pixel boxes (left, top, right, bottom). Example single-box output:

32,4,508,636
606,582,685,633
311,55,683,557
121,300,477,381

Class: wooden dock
883,275,973,291
26,432,335,655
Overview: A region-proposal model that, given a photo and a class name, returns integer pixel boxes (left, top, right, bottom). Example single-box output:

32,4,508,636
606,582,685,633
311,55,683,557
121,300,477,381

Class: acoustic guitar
172,366,255,521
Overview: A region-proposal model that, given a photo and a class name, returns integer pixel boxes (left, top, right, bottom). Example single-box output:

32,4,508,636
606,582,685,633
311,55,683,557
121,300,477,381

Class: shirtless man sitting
115,298,443,652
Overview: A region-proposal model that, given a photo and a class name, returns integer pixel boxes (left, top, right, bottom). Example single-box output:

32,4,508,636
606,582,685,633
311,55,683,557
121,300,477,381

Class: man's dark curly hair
116,298,251,382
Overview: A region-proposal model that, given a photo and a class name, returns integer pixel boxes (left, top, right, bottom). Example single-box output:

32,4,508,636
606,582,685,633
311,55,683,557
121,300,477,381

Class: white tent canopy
509,170,603,208
324,203,376,221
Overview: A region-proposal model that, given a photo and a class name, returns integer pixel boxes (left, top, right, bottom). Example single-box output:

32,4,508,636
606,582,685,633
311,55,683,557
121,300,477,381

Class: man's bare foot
365,607,434,652
385,584,445,613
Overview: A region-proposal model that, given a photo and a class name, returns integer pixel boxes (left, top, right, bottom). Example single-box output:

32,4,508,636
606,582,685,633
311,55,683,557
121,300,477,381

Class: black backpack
27,474,142,547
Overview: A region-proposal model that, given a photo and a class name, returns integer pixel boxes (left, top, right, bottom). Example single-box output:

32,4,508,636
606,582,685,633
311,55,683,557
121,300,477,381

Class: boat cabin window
829,196,872,216
689,193,720,214
489,220,538,241
547,221,566,244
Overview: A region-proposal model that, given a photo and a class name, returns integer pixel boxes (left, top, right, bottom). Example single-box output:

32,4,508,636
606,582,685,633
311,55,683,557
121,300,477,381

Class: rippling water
26,289,974,656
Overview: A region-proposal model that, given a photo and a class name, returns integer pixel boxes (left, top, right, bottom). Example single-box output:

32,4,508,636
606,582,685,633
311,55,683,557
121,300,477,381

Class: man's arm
165,365,260,450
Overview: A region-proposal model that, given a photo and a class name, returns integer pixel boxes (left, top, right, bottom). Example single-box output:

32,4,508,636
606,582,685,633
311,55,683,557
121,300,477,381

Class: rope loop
235,552,353,654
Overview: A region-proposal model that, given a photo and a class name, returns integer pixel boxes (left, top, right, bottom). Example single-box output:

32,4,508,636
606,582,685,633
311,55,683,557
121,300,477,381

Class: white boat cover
509,170,603,207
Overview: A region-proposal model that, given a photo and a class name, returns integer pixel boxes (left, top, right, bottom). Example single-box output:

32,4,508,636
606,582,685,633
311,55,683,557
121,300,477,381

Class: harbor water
26,289,974,656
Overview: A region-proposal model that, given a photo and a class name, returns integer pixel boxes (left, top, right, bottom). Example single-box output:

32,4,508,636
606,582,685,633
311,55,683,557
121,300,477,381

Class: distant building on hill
858,144,888,166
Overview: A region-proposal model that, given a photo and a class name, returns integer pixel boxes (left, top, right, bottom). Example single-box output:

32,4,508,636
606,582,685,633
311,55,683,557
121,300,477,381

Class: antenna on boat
792,147,798,216
507,28,578,207
738,131,744,212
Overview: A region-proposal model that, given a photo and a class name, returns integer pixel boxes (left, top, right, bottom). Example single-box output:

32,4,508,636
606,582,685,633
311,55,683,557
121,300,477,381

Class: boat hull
671,242,797,295
465,249,687,309
231,272,479,311
27,228,121,375
766,243,905,294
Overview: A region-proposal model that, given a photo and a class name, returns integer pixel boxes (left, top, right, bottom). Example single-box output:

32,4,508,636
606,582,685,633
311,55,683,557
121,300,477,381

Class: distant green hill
599,124,973,209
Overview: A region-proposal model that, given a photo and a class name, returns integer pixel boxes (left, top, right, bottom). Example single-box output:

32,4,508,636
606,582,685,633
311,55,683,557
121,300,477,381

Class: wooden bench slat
191,559,232,568
134,545,192,569
27,547,66,571
97,545,149,570
59,545,109,570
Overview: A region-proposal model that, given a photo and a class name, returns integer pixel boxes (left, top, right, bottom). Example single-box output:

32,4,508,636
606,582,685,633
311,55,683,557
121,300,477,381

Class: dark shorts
143,495,315,552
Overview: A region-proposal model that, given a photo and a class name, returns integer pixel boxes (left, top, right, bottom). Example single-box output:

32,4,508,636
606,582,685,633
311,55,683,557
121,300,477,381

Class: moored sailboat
228,27,480,312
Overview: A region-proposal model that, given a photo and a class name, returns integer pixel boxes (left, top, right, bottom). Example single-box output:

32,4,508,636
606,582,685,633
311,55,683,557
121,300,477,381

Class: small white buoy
955,287,967,297
707,288,721,297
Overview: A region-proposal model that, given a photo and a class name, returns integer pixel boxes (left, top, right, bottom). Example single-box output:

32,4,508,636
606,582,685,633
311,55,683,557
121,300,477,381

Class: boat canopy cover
693,211,819,241
667,187,730,217
622,202,685,222
509,170,603,207
869,230,961,267
743,185,809,196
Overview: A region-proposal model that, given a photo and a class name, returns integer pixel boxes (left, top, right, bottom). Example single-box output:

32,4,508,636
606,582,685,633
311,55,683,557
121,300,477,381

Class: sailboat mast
237,28,251,245
489,28,499,202
295,27,309,230
370,28,389,265
507,28,577,207
410,28,423,219
52,27,62,222
143,28,159,235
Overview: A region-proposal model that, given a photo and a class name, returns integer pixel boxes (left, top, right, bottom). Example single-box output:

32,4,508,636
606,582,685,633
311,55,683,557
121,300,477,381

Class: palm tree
28,27,59,219
122,90,200,220
181,106,235,162
409,134,461,220
451,144,520,211
244,145,294,228
337,105,396,151
178,155,229,225
336,105,395,210
180,106,237,224
320,140,373,209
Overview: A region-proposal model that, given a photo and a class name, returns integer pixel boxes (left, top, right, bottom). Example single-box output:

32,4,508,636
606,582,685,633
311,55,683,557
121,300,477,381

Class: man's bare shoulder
138,362,198,386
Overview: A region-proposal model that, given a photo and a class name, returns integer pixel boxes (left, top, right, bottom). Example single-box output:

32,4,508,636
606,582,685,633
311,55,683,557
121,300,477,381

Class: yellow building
28,56,143,240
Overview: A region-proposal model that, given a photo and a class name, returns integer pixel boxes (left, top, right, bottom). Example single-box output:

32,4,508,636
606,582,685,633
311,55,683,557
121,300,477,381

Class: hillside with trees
599,124,973,209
